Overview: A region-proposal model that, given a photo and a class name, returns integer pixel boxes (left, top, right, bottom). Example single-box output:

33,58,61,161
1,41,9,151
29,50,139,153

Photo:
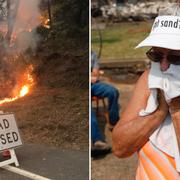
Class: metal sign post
0,149,19,167
0,113,22,167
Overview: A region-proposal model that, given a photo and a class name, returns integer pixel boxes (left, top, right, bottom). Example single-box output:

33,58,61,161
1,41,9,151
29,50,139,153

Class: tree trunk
6,0,20,45
47,0,52,28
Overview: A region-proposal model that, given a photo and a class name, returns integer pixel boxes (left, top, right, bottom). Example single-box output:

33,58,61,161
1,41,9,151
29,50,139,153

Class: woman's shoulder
121,69,151,120
134,69,150,95
136,69,150,86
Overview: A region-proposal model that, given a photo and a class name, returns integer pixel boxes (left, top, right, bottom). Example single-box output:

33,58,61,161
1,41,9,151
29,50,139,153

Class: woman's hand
169,96,180,114
157,89,169,116
168,96,180,152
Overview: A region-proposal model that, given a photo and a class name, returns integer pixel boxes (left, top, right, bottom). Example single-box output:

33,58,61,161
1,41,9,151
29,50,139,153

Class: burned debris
92,0,178,22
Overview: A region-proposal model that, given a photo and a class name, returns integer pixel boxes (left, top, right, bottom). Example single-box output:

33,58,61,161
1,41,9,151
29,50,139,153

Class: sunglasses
146,48,180,65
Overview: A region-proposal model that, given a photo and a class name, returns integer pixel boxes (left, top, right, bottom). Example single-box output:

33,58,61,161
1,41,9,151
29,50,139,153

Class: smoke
0,0,42,99
7,0,41,52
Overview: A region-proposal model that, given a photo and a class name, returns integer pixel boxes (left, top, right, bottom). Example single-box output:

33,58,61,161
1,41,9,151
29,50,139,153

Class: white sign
0,113,22,151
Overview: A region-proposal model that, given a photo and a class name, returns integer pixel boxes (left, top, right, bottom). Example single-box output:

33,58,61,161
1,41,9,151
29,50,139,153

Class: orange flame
40,16,50,29
20,85,29,97
44,19,50,29
0,65,34,105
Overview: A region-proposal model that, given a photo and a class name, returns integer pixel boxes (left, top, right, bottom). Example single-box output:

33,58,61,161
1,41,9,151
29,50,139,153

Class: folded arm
112,70,169,158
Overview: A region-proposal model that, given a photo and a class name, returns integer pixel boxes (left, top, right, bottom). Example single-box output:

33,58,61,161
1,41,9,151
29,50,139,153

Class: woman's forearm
112,110,166,158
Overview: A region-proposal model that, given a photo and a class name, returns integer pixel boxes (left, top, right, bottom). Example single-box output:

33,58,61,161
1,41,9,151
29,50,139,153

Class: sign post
0,113,22,167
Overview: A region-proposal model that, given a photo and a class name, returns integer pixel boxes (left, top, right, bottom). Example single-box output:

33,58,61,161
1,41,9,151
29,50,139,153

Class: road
0,144,88,180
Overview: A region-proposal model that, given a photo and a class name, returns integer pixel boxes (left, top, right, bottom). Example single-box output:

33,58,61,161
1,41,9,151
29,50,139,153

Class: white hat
136,15,180,50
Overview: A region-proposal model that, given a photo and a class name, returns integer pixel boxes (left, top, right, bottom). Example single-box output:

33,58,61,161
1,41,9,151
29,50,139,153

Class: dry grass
0,86,88,151
0,55,89,151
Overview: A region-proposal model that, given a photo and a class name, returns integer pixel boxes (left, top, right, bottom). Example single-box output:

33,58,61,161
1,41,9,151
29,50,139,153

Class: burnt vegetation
0,0,89,150
36,0,89,88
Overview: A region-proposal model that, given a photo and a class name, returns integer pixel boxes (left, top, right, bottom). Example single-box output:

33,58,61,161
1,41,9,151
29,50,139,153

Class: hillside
0,0,89,151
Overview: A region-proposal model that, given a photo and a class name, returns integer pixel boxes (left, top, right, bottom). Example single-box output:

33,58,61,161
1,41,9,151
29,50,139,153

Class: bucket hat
136,15,180,50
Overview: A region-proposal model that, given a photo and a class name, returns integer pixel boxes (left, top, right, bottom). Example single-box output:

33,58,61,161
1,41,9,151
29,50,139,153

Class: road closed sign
0,113,22,151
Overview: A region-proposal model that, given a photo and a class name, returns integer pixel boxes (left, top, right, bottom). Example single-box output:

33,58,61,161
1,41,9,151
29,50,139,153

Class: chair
92,96,110,126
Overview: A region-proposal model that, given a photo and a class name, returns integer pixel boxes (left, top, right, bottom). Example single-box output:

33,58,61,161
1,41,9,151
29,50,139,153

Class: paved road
0,144,89,180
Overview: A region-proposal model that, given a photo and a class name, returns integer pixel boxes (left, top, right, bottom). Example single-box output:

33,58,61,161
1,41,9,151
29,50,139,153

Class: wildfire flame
44,19,50,29
0,2,43,105
20,85,29,97
0,65,34,105
40,16,50,29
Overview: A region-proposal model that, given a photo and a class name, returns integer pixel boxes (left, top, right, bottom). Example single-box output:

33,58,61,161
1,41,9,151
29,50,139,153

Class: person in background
91,51,120,157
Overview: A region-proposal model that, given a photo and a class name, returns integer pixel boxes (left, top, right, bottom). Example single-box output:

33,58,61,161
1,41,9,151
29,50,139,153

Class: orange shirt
136,141,180,180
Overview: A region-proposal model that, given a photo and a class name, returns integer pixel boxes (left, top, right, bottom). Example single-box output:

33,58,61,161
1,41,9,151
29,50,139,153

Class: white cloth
139,62,180,172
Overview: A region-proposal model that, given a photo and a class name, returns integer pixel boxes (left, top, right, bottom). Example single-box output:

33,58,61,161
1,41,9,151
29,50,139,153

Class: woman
112,5,180,179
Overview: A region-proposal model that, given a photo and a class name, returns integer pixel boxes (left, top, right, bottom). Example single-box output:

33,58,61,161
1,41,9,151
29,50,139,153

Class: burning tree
0,0,20,45
0,0,41,103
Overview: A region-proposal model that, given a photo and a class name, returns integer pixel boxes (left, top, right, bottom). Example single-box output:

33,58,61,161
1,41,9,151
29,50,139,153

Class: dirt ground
0,55,89,151
92,72,140,180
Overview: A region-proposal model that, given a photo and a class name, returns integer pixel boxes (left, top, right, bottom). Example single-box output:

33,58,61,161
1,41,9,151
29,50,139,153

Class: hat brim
135,34,180,50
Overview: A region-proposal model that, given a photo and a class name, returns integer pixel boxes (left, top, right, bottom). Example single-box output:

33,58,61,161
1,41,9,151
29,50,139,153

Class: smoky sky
2,0,42,52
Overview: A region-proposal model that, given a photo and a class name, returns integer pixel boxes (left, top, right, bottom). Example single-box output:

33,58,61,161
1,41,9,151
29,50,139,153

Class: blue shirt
91,51,99,70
